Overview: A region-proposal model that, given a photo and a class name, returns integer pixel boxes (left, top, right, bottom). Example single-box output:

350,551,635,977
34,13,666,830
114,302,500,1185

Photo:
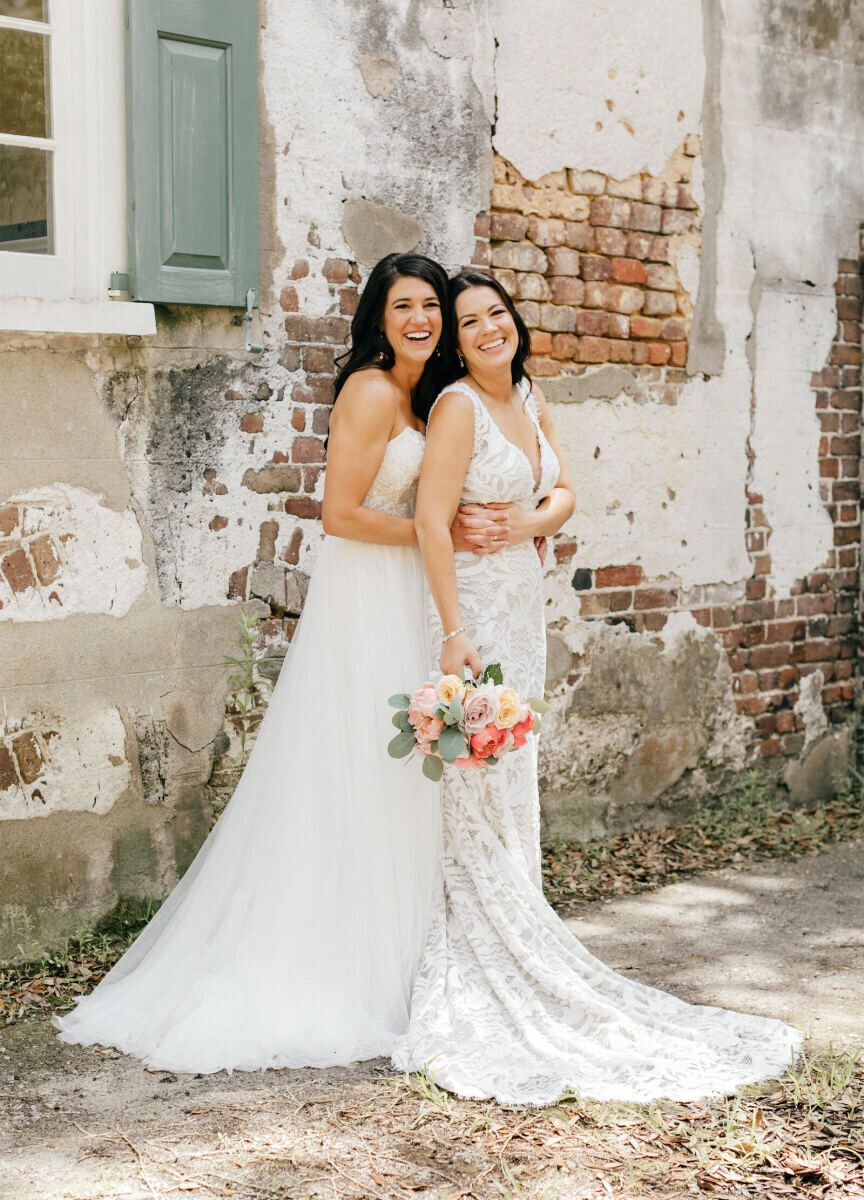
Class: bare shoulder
428,384,475,427
331,368,398,431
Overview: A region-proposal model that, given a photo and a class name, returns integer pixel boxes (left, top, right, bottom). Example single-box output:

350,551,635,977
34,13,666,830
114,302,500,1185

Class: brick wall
547,253,861,758
473,144,701,380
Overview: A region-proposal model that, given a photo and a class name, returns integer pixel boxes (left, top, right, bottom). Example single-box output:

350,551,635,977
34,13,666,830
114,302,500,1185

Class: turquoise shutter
125,0,258,306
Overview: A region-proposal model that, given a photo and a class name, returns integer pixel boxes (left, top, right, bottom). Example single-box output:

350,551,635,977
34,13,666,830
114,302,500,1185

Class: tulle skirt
55,536,441,1073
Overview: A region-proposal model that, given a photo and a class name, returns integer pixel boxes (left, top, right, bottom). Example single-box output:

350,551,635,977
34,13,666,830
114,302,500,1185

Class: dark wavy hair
445,269,533,387
333,252,452,421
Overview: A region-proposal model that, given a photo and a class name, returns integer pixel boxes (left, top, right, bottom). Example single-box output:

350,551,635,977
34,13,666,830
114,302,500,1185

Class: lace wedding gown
392,380,802,1105
56,428,442,1073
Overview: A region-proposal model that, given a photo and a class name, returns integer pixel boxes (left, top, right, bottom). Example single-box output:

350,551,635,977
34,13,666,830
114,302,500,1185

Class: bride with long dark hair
55,253,507,1073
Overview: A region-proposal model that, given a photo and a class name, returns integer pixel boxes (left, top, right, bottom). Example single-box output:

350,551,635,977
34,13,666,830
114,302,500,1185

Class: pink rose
462,686,497,732
470,725,508,759
410,710,444,745
410,683,440,719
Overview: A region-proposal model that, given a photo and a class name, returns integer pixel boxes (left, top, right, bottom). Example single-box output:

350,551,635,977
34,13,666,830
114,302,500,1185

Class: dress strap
519,375,540,425
427,380,487,427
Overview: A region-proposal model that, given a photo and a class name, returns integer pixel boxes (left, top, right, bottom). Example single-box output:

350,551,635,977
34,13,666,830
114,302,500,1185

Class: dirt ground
1,840,861,1200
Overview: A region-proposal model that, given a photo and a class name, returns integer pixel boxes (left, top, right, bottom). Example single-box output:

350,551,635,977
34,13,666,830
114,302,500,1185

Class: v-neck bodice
431,377,560,510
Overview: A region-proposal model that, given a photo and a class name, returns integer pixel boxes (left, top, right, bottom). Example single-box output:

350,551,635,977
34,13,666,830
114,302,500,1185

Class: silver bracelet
442,625,465,644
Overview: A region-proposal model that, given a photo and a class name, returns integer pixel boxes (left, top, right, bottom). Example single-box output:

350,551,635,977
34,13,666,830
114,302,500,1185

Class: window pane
0,2,48,20
0,143,53,253
0,27,50,138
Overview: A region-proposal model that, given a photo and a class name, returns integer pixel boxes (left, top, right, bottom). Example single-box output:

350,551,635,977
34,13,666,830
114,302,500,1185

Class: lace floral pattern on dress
393,378,802,1106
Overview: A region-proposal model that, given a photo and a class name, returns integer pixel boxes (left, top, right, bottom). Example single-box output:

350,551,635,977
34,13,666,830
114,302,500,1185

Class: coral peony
470,725,508,759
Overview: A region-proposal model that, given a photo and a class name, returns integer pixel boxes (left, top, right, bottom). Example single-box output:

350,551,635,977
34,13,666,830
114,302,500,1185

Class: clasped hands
450,502,547,565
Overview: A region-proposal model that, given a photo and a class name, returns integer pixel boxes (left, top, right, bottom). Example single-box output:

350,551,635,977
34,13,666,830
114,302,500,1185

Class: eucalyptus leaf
422,754,444,782
438,725,467,762
448,696,464,723
388,731,416,759
528,696,550,713
388,693,411,709
392,710,413,733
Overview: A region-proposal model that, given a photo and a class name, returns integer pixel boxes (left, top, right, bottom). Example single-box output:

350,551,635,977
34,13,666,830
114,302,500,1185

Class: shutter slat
126,0,258,306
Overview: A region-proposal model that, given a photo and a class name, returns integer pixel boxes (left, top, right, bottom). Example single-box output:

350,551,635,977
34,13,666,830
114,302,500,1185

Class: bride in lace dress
393,270,802,1105
55,254,507,1073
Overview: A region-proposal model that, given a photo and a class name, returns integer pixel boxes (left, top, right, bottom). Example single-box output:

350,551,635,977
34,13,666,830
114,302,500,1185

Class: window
0,0,258,334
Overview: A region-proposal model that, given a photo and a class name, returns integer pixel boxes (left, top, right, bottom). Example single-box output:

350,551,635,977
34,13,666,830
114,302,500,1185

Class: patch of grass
0,896,157,1027
543,770,864,916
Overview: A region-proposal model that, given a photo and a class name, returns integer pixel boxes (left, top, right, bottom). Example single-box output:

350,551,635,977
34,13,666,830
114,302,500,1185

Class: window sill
0,297,157,335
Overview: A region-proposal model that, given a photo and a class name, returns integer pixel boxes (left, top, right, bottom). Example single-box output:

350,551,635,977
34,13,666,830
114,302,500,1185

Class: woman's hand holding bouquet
387,664,548,782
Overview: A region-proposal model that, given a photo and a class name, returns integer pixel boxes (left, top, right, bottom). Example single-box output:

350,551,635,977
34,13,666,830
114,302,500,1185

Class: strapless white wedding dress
393,380,802,1105
56,428,441,1073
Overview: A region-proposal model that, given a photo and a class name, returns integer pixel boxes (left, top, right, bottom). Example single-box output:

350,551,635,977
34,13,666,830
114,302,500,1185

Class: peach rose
410,683,440,719
410,710,444,745
470,725,508,759
462,686,497,732
494,688,520,730
436,675,465,704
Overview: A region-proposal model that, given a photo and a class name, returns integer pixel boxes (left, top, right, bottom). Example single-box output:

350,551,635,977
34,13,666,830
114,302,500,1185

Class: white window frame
0,0,155,334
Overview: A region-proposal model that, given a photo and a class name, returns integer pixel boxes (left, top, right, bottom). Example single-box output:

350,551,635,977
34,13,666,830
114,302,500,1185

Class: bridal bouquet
387,664,548,781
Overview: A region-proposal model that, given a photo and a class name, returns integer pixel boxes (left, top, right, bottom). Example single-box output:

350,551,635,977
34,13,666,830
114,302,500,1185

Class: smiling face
454,285,520,375
380,275,443,366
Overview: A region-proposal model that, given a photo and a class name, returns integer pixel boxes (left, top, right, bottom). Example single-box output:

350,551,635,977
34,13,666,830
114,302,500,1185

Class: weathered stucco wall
1,0,861,954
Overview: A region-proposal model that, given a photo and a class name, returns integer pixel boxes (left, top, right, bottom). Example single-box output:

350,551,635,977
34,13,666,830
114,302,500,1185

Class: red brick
831,344,861,366
648,343,672,365
323,258,349,283
474,213,491,238
526,216,567,246
642,290,677,316
293,376,335,405
551,333,579,359
227,566,248,600
29,535,60,586
742,695,769,715
291,408,306,432
579,592,612,616
2,546,36,593
645,263,677,291
661,317,687,341
634,587,676,610
289,259,309,279
765,620,806,643
240,412,264,433
554,539,579,563
515,273,552,301
834,524,860,545
490,213,528,239
609,257,645,284
580,254,612,280
625,232,654,260
590,196,631,228
279,286,299,313
472,241,492,267
281,528,304,566
749,644,791,669
738,672,759,693
564,223,594,251
661,209,694,235
312,406,331,435
609,341,634,363
284,315,349,346
605,285,644,314
609,589,634,612
242,465,302,494
524,356,559,376
578,337,611,363
291,436,326,464
819,458,840,478
630,203,662,233
303,465,323,491
631,343,650,364
760,738,781,758
575,310,609,336
608,313,630,339
670,342,688,367
594,227,628,255
631,315,662,339
837,295,862,320
339,287,359,315
530,330,553,354
283,496,323,519
582,281,609,308
209,515,228,532
746,577,767,599
796,593,835,616
595,564,643,588
550,276,585,305
546,247,581,275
